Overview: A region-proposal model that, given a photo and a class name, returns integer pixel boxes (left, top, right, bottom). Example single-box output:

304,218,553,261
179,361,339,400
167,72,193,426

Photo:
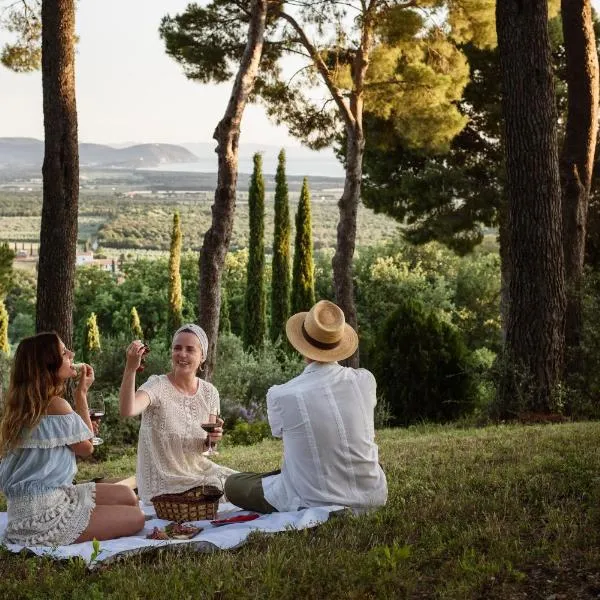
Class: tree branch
278,9,355,127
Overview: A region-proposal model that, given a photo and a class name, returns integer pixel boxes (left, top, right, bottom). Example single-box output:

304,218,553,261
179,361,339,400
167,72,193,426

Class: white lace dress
136,374,236,503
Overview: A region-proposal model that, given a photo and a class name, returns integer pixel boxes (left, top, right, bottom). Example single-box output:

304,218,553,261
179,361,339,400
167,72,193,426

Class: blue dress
0,412,96,546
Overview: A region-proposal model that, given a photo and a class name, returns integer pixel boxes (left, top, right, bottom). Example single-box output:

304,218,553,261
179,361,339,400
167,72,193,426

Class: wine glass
88,394,105,446
201,414,219,456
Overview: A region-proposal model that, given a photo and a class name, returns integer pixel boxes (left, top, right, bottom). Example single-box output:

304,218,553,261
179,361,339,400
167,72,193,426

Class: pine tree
167,211,183,342
130,306,144,339
243,153,266,350
291,178,316,313
0,300,9,355
270,148,291,342
83,312,101,363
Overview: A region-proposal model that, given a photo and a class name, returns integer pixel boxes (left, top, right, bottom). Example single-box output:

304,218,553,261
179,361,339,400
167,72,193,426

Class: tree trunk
198,0,267,380
496,0,566,415
560,0,599,376
333,124,364,367
37,0,79,348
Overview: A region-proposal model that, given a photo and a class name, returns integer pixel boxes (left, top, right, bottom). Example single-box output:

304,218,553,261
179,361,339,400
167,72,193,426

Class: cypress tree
219,287,232,334
0,300,9,355
243,153,266,350
83,312,101,363
270,148,291,342
291,178,316,313
130,306,144,339
167,211,183,342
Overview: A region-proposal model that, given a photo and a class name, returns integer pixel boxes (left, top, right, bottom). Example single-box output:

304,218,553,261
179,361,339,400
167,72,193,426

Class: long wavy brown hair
0,332,65,456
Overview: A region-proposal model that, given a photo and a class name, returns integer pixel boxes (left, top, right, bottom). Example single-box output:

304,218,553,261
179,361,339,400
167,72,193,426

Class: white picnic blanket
0,502,345,566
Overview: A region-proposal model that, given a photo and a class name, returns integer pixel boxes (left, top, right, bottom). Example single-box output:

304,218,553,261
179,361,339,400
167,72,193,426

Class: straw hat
285,300,358,362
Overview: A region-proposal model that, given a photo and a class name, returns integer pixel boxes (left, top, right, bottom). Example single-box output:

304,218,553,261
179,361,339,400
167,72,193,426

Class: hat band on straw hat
301,323,341,350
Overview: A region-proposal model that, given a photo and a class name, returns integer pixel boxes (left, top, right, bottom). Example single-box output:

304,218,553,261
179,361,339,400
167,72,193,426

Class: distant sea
141,156,345,179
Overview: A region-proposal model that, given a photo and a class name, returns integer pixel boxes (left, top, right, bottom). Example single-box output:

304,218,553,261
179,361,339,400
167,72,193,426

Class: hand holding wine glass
202,414,222,456
88,393,105,446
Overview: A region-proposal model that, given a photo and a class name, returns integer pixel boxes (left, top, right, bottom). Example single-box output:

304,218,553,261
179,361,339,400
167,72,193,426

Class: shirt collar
302,361,339,374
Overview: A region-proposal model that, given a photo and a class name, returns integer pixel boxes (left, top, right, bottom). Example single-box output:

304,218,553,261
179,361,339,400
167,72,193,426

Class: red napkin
210,513,261,526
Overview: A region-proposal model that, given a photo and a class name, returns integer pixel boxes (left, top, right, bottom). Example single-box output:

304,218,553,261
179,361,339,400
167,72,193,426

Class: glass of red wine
201,414,219,456
88,394,105,446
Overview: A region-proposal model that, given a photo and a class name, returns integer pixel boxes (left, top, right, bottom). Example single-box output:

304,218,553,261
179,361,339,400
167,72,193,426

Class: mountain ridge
0,138,198,168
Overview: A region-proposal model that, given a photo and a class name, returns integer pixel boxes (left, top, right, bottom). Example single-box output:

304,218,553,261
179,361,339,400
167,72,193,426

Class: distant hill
0,138,198,168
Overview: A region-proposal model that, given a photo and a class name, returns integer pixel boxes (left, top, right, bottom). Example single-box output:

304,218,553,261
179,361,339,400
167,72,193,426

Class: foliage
291,178,315,313
563,268,600,418
225,420,272,447
219,286,232,334
0,242,15,299
83,312,101,363
0,300,9,355
372,297,477,425
243,153,267,350
166,211,183,342
358,15,570,254
130,306,143,339
0,0,42,73
213,332,303,415
270,149,291,342
94,391,140,447
4,269,34,344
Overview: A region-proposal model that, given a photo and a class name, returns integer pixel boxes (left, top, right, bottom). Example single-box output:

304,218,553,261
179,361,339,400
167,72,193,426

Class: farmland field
0,189,401,254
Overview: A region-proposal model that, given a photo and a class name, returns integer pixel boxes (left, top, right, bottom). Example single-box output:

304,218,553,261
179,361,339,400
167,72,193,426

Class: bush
225,420,272,446
213,332,304,415
371,298,478,425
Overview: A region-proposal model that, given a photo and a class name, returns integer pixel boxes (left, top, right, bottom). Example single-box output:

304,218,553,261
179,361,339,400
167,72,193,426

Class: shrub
213,332,303,415
225,420,272,446
371,298,477,425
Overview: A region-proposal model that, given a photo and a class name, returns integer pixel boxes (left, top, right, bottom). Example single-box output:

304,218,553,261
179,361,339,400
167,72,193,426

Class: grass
1,422,600,599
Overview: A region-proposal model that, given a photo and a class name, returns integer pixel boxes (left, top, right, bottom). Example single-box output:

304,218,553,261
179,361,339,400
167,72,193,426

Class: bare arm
119,340,150,417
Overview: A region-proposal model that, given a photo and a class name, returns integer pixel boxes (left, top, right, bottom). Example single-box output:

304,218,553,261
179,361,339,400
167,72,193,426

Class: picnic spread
0,501,346,566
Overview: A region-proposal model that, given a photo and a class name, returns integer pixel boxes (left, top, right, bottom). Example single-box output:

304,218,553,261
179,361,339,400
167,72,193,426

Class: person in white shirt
224,300,388,513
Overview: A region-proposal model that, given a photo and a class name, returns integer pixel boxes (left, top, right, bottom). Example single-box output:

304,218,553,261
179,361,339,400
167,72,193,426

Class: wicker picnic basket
151,485,223,522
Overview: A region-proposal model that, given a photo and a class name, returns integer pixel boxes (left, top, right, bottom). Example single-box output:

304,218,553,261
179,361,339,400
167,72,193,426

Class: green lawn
1,422,600,599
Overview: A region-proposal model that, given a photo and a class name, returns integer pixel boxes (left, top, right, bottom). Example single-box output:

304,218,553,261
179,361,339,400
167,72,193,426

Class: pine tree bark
332,124,363,367
279,8,375,368
496,0,566,415
560,0,599,374
37,0,79,348
199,0,267,380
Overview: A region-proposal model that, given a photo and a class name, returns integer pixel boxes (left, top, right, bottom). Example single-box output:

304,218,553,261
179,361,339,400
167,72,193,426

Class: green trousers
224,470,280,513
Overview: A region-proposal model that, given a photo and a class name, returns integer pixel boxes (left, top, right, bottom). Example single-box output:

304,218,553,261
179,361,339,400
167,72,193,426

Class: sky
0,0,301,147
1,1,600,150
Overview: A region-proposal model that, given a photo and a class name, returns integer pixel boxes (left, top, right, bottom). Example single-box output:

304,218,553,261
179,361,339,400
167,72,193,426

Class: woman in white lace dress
119,324,236,504
0,333,145,546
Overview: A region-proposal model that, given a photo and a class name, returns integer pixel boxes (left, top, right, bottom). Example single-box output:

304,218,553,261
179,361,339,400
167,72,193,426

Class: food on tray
146,522,202,540
165,522,202,539
146,526,169,540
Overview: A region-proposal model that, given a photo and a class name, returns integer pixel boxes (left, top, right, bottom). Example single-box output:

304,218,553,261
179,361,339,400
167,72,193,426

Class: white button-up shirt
262,361,388,512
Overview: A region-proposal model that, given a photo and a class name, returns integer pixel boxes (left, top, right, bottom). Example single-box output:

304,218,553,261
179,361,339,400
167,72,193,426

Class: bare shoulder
46,396,73,415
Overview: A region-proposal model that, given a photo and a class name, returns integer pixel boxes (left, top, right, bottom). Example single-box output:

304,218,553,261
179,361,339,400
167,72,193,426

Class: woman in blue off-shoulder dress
0,332,145,546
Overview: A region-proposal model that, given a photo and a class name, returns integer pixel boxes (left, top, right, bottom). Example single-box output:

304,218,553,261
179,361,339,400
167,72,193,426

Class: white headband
173,323,209,361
